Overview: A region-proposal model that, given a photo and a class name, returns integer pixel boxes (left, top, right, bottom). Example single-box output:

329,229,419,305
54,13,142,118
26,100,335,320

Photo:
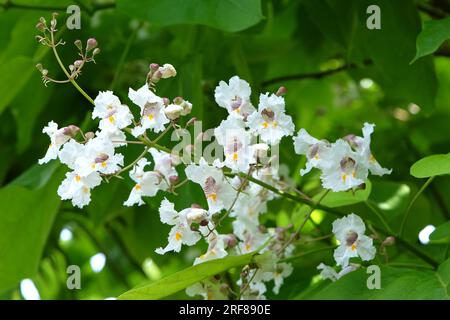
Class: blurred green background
0,0,449,300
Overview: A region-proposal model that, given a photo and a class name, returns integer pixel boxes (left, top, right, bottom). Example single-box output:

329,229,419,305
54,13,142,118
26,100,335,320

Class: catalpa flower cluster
38,62,391,299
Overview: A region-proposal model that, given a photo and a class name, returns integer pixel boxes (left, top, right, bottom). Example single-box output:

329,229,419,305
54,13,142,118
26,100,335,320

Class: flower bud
92,48,101,56
69,65,75,72
162,97,170,106
164,104,183,120
173,96,184,105
150,70,162,83
36,22,46,33
62,125,80,137
74,39,82,51
74,60,83,69
276,86,287,96
86,38,98,51
41,69,48,76
169,175,179,185
39,17,47,25
382,236,395,246
158,63,177,79
50,13,58,29
95,153,109,163
36,63,43,72
180,100,192,115
84,132,95,140
149,63,159,72
225,234,237,248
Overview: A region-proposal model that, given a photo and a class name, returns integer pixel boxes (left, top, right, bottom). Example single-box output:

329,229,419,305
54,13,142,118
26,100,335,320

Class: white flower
57,171,102,208
194,233,228,265
320,140,367,192
293,128,332,175
247,93,294,145
186,278,228,300
128,84,169,136
123,158,162,206
214,117,253,173
345,123,392,176
38,121,76,164
96,127,127,147
59,139,85,169
148,148,178,188
332,213,376,267
317,263,359,282
214,76,255,119
155,199,202,254
185,158,235,214
73,137,124,177
93,91,133,131
272,263,293,294
239,230,269,254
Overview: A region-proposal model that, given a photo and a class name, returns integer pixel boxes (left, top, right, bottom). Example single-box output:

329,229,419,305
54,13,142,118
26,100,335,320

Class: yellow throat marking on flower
208,193,217,202
351,244,357,251
262,121,268,129
342,174,347,182
82,186,89,194
101,161,107,168
135,184,141,190
245,243,251,251
232,152,238,162
147,114,154,121
91,164,96,169
272,121,278,128
108,115,115,123
175,231,182,241
75,175,81,182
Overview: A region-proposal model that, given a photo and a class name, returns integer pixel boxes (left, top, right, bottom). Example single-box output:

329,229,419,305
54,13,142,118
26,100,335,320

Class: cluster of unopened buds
35,13,100,86
36,14,393,300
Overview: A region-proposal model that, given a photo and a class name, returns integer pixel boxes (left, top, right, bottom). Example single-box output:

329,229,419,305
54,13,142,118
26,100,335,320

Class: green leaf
0,167,63,293
0,56,34,115
411,16,450,64
118,252,257,299
410,153,450,178
318,180,372,208
117,0,264,32
430,221,450,242
303,262,450,299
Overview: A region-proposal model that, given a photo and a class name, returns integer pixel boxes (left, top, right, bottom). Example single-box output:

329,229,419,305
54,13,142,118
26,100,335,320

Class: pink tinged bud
74,60,83,69
150,63,159,72
151,70,162,82
169,175,179,185
225,234,238,248
164,104,183,120
191,203,202,209
74,39,82,50
180,100,192,115
383,236,395,246
94,153,109,163
86,38,98,51
162,97,170,106
276,86,287,96
62,125,80,137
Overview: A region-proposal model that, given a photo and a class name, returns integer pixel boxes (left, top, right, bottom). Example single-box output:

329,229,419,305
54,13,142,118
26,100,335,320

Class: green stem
50,32,95,105
399,176,435,237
